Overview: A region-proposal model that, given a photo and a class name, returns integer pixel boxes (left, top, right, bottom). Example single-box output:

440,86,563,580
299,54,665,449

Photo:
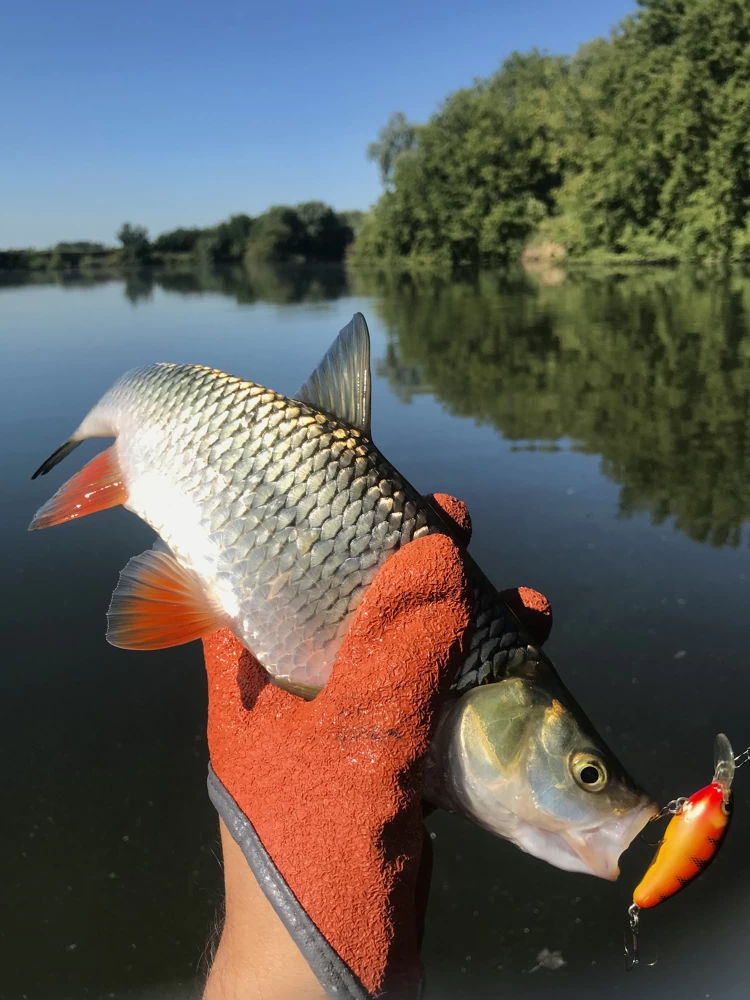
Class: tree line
6,0,748,274
0,204,365,272
354,0,750,267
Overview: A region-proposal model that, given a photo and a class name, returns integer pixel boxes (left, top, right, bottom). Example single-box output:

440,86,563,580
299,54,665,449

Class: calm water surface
2,265,750,999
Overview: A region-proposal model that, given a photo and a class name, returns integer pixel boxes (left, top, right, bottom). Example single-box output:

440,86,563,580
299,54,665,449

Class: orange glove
203,495,551,999
425,493,552,646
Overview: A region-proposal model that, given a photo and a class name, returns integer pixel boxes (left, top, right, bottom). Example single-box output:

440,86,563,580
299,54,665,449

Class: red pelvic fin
107,549,227,650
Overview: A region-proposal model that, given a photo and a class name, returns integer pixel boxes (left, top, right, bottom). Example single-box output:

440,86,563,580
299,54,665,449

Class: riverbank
6,234,747,278
0,247,241,273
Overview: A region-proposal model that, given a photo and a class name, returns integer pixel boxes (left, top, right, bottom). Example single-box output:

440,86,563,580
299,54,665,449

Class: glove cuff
208,765,377,1000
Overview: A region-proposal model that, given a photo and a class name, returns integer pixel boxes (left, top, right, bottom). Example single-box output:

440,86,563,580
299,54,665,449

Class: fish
29,312,656,878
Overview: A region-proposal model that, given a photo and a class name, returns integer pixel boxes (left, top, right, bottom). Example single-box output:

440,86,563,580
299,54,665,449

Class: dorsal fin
294,313,372,436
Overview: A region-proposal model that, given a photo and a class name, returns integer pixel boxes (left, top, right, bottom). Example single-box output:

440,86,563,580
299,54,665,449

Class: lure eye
721,797,732,816
571,752,609,792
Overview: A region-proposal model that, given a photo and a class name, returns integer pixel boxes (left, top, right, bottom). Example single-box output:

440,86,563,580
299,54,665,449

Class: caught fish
30,313,656,877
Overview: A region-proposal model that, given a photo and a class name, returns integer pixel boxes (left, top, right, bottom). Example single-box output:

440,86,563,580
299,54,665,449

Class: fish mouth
563,801,659,881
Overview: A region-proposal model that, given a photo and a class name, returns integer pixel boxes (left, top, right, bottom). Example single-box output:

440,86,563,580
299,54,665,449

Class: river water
2,264,750,999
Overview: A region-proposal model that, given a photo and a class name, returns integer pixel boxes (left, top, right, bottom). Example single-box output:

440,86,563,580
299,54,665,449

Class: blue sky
1,0,636,248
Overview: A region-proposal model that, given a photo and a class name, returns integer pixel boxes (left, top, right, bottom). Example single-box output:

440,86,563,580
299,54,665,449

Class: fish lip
571,801,659,881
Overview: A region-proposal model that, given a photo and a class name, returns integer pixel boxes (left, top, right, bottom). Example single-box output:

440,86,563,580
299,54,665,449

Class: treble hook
624,904,640,970
624,904,658,970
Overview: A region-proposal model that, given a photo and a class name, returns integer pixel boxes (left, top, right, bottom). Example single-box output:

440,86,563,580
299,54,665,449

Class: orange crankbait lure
625,734,737,968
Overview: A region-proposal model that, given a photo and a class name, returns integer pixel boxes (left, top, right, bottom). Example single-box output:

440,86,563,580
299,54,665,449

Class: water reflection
354,268,750,548
0,261,351,307
4,263,750,548
156,262,350,305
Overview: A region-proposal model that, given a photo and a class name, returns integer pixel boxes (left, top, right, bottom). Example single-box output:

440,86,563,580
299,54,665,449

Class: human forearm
203,819,326,1000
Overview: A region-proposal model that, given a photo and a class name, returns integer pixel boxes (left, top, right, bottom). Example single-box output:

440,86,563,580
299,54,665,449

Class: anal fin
107,549,228,650
271,676,320,700
29,445,127,530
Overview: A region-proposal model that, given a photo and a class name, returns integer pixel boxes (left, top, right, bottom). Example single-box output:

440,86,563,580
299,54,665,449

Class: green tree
355,52,569,267
367,112,417,188
55,241,107,253
117,223,151,265
340,210,365,237
295,202,353,260
356,0,750,266
243,203,353,264
152,227,204,254
244,206,305,263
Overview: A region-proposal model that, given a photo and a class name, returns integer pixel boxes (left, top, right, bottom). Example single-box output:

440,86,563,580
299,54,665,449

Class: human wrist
203,819,326,1000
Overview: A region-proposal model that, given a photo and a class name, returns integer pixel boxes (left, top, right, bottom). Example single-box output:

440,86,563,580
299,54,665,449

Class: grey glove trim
207,764,372,1000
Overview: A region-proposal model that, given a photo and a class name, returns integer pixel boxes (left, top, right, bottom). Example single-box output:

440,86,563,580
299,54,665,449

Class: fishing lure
625,733,737,968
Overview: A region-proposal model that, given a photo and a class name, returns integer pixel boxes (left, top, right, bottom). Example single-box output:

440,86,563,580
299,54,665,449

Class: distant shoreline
3,246,742,278
0,249,351,274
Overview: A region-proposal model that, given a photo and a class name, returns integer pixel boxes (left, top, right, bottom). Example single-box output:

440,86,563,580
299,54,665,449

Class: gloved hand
202,494,551,1000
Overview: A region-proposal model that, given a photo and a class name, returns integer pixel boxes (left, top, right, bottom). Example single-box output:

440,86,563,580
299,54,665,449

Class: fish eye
570,752,609,792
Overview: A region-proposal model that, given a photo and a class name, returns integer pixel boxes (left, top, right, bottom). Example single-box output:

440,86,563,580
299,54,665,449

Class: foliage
244,206,307,263
340,210,366,237
2,203,356,272
0,250,32,270
0,246,118,272
355,52,569,267
117,223,151,265
54,241,107,253
194,213,255,264
244,203,353,264
295,202,353,260
146,206,353,268
356,0,750,266
151,227,204,254
366,112,418,188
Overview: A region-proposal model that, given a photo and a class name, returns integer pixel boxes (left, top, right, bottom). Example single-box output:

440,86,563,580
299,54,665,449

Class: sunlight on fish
29,312,655,877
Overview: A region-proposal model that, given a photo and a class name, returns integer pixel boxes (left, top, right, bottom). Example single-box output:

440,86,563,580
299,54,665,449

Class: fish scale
86,360,537,693
31,312,655,877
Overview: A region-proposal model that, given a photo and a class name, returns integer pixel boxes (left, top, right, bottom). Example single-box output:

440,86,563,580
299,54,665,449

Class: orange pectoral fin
107,549,228,650
29,445,127,530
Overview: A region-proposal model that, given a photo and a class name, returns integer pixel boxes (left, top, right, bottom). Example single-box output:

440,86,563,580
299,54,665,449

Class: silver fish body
31,314,656,876
37,359,535,695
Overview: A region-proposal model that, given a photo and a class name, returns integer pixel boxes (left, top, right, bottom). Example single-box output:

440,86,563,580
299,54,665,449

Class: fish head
426,668,657,880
